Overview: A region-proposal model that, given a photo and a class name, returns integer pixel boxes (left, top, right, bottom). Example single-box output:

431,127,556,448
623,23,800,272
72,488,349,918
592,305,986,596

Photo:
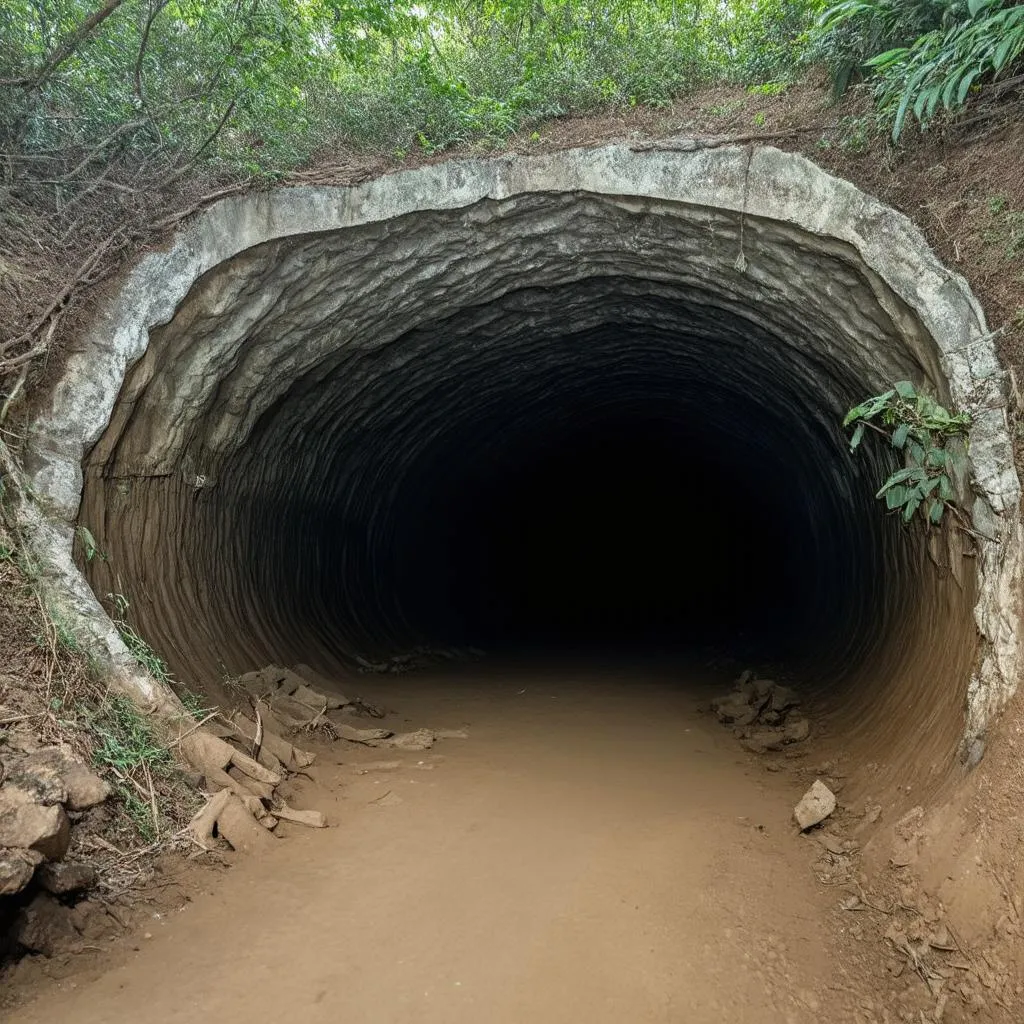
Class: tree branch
9,0,129,92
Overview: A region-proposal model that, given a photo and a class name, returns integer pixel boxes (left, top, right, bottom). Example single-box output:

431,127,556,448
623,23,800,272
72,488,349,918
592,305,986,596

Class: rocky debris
36,860,99,895
386,729,435,752
14,892,80,956
794,780,837,830
234,665,351,707
14,746,111,810
334,724,394,746
182,665,460,855
219,710,314,771
180,669,341,851
0,799,71,861
274,804,327,828
214,794,277,853
2,762,67,806
782,716,810,744
354,645,484,675
0,847,43,896
231,665,382,727
0,741,110,912
710,671,811,753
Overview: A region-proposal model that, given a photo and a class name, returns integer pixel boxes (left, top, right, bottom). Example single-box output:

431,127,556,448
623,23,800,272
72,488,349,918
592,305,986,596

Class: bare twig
154,97,239,191
134,0,172,105
142,759,160,836
165,710,220,750
251,704,264,761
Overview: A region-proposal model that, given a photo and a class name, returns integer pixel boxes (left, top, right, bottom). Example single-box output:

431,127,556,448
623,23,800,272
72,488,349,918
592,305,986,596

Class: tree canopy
1,0,1020,176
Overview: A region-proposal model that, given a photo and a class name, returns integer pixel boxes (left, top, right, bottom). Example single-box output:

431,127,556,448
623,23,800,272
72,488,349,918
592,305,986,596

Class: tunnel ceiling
23,143,1023,763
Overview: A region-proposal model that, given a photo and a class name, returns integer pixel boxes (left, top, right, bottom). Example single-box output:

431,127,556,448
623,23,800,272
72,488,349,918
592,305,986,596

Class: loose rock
15,893,79,956
712,674,811,752
274,804,327,828
216,794,277,853
794,780,837,830
740,728,786,754
768,686,800,713
387,729,436,752
2,763,68,806
37,859,99,895
16,747,110,810
335,724,394,745
0,846,43,896
783,716,810,743
0,801,71,860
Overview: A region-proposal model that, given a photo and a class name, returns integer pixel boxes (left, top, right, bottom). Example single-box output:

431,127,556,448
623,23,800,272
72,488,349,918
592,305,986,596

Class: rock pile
710,670,811,754
181,671,328,847
185,664,465,846
354,646,484,675
0,743,109,900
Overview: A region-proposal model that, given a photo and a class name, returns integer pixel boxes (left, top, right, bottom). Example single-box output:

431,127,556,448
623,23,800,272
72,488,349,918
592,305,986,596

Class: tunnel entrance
23,144,1020,777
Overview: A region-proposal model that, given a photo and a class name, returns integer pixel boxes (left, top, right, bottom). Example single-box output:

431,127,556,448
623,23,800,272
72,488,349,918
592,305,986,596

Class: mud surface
4,666,870,1024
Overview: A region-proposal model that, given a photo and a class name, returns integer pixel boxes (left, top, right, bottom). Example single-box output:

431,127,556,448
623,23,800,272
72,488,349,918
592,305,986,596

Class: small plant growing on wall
844,380,971,526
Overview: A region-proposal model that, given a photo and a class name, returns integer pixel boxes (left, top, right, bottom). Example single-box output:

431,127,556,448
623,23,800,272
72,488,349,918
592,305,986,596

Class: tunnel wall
19,143,1023,750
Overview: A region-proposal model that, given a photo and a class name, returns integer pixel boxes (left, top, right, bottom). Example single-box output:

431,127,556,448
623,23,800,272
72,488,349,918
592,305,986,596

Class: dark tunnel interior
226,311,905,681
396,386,830,661
76,189,981,778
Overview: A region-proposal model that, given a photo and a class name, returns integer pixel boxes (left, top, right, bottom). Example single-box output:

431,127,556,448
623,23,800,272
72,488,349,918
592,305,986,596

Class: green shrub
813,0,1024,138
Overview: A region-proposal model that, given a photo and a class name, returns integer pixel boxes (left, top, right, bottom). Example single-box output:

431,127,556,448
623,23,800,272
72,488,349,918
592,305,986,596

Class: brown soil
0,669,865,1023
0,667,1019,1023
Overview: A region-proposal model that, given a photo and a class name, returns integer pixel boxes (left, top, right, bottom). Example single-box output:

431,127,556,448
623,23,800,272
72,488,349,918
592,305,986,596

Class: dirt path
7,669,853,1024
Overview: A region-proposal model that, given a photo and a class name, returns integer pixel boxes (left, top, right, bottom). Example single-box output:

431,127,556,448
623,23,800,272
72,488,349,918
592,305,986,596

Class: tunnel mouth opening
381,322,888,674
79,200,970,752
24,145,1017,780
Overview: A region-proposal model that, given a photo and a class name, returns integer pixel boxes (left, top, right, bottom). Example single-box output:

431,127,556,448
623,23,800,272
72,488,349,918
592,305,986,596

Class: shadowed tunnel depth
47,148,1017,781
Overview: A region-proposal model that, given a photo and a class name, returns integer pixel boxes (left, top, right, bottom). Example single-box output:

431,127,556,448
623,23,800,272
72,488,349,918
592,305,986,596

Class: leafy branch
844,380,971,527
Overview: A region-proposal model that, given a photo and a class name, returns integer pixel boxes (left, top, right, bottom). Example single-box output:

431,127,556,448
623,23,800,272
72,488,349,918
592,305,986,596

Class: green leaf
929,500,944,524
886,485,908,510
903,496,921,522
865,47,911,70
993,31,1022,72
893,380,917,400
957,67,981,105
892,423,910,449
877,467,918,495
850,422,866,450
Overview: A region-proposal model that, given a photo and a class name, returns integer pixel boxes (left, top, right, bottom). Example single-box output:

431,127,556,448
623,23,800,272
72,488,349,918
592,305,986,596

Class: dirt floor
4,663,1018,1024
0,666,878,1024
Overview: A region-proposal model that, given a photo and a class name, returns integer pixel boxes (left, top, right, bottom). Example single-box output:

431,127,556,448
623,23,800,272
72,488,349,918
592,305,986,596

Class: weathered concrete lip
18,142,1022,749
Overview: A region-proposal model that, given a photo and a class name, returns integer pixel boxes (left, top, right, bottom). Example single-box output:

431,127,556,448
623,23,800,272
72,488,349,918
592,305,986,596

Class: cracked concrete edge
1,438,182,717
17,142,1023,740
